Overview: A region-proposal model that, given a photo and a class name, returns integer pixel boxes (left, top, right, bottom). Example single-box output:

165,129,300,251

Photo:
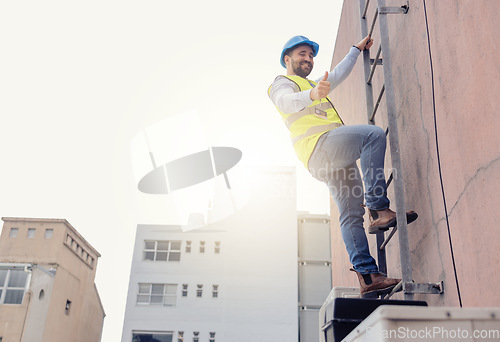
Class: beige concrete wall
0,218,104,341
42,266,104,342
0,291,30,341
23,267,55,342
328,0,500,307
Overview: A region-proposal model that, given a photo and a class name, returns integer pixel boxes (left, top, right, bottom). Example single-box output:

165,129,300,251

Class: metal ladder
359,0,443,300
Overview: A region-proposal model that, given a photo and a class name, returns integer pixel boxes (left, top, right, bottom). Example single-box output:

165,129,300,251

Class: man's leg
327,163,378,274
357,125,390,210
310,125,417,234
308,126,385,272
356,125,418,233
308,126,403,295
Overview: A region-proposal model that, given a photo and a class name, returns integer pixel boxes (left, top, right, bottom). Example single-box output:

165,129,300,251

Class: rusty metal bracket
379,1,409,15
383,281,444,299
404,281,444,294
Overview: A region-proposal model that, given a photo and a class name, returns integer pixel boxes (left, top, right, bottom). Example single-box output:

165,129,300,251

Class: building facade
297,213,332,342
327,0,500,307
0,217,104,342
122,167,299,342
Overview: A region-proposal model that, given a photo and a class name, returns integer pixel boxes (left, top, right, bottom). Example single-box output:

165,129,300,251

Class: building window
212,285,219,298
44,229,54,239
9,228,18,238
178,331,184,342
137,283,177,306
214,241,221,254
132,331,173,342
144,240,181,261
209,332,216,342
27,228,36,239
182,284,188,297
0,268,29,304
193,332,199,342
186,241,191,253
199,241,205,253
196,284,203,298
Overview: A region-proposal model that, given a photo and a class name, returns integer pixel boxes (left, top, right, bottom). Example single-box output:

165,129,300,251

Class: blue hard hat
280,35,319,68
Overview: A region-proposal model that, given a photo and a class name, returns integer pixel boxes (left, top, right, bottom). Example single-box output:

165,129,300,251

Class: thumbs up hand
310,71,331,101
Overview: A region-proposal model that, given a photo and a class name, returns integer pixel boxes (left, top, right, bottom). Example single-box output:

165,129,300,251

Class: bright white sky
0,1,344,340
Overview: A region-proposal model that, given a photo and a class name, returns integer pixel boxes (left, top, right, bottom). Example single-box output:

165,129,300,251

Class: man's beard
291,59,312,78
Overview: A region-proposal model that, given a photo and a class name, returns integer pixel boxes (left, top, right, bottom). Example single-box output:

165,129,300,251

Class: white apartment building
297,214,332,342
121,167,299,342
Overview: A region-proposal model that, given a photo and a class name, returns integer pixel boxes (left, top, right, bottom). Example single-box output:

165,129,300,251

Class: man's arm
302,46,361,102
318,46,361,92
311,35,373,98
268,76,314,114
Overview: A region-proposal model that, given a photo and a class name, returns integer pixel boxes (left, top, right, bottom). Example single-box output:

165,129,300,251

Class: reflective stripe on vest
284,101,334,129
291,122,343,145
269,75,344,168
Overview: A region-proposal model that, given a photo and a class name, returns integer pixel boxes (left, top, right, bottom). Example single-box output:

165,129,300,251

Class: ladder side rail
359,0,387,275
360,0,376,123
376,0,413,300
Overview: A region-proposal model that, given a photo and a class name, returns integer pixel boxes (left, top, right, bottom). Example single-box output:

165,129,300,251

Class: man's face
286,45,314,78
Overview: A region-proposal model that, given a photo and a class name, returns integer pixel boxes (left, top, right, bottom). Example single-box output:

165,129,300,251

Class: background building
297,213,331,342
0,217,104,342
327,0,500,307
122,167,300,342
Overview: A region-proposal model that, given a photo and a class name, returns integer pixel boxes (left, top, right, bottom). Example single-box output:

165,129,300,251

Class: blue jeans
308,125,390,274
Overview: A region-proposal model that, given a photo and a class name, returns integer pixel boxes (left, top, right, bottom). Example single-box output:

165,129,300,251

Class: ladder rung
386,170,393,188
381,280,402,299
369,84,385,122
369,9,378,37
367,45,382,85
379,226,397,250
362,0,371,19
376,233,387,275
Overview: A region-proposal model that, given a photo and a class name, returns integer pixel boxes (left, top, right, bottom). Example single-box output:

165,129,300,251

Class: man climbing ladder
268,35,418,296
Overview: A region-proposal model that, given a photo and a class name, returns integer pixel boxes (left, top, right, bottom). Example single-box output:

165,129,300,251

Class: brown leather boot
367,208,418,234
350,268,401,296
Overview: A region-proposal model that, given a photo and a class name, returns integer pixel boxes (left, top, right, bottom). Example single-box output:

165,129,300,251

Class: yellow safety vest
269,75,344,168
